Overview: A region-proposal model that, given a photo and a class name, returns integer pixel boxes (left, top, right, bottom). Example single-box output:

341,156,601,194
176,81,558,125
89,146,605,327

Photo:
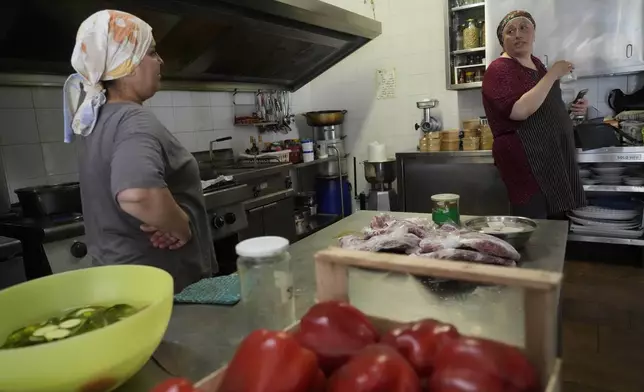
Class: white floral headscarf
63,10,153,143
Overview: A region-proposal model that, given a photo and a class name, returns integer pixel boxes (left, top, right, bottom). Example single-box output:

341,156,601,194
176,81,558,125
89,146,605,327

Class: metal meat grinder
364,160,398,211
414,99,441,133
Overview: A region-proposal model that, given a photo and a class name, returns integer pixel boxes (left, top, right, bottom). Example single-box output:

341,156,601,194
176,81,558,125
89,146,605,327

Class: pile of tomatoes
151,301,540,392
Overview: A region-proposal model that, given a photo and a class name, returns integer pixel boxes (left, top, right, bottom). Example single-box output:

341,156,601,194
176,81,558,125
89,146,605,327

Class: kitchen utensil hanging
232,89,294,132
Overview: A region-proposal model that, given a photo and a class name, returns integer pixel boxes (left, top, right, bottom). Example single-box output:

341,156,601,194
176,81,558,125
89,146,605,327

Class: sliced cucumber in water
44,329,71,341
1,303,140,349
33,325,59,337
59,319,82,329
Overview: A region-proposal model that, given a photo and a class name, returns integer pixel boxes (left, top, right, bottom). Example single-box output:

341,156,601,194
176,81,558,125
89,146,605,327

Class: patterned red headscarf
496,10,536,46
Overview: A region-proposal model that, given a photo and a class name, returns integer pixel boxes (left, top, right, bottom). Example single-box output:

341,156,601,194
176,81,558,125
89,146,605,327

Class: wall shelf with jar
445,0,486,90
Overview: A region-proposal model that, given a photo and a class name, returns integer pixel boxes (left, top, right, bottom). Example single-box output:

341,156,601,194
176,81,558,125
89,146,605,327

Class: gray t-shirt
79,102,217,293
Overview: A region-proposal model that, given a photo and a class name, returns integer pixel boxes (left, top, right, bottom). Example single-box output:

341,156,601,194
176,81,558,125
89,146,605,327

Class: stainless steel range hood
0,0,381,91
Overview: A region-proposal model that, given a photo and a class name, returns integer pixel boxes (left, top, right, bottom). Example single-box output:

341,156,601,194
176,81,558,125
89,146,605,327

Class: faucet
209,136,233,164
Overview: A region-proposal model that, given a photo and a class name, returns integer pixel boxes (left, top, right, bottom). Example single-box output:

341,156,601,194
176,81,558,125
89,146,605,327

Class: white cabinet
485,0,644,76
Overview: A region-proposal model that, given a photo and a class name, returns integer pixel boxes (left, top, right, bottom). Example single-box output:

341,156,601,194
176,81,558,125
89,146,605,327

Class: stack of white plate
568,206,643,238
592,165,626,185
625,177,644,186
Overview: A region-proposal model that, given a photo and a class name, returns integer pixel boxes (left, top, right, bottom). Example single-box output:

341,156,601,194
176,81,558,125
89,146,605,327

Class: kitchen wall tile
212,106,234,130
231,128,257,153
190,91,211,107
194,130,216,151
566,77,600,109
32,87,63,109
2,144,46,181
0,109,39,145
35,109,64,143
172,91,211,107
212,129,234,150
596,102,614,117
210,92,232,107
147,91,173,107
171,91,192,107
149,107,175,133
627,73,644,94
174,107,213,132
47,172,79,185
41,142,78,175
234,92,256,106
172,132,197,152
0,87,33,108
7,176,49,203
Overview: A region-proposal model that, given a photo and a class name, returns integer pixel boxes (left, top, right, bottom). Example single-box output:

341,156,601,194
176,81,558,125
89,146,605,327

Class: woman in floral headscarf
64,10,217,292
482,10,588,219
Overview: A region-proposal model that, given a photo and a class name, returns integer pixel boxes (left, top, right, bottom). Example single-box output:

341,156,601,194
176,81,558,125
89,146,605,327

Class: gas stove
203,182,251,242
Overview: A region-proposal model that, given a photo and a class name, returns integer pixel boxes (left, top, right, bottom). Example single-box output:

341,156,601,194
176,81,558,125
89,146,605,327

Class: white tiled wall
0,87,78,203
0,86,308,203
457,73,644,122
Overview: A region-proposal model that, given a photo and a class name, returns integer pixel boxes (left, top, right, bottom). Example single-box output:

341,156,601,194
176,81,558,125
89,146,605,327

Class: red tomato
295,301,379,374
218,329,324,392
81,377,118,392
149,377,197,392
430,337,540,392
381,318,460,377
327,344,421,392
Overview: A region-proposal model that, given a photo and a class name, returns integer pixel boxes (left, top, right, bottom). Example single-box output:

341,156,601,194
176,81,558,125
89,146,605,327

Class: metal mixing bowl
464,216,538,250
363,160,397,184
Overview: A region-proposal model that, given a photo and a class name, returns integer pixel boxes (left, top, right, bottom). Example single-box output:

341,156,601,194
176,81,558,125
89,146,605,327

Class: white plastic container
236,236,295,330
302,139,314,153
368,141,387,162
303,151,315,162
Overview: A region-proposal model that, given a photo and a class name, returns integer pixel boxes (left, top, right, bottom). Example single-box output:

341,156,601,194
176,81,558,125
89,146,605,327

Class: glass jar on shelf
463,19,480,49
480,20,486,46
465,71,475,83
455,26,464,51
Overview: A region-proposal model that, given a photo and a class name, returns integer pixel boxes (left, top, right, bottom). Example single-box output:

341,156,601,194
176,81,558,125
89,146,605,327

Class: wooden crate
196,247,563,392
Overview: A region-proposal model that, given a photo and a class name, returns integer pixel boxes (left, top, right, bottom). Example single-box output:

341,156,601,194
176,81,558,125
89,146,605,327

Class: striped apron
516,74,587,215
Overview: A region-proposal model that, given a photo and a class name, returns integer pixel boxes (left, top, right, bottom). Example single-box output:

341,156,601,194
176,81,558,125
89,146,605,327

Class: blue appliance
316,176,352,217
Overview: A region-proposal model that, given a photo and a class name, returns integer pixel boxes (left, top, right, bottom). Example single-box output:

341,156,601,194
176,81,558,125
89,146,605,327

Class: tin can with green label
431,193,461,225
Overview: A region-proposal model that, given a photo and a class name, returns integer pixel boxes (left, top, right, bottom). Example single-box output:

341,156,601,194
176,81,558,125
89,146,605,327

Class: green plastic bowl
0,265,173,392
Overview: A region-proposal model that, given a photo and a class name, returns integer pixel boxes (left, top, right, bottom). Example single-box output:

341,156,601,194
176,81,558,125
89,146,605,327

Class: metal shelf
234,121,278,127
448,81,482,90
584,185,644,193
568,233,644,246
577,147,644,163
451,47,486,55
451,2,485,12
455,63,486,70
291,156,334,169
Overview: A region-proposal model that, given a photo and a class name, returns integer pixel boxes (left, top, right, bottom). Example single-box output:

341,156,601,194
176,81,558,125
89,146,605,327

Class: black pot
15,182,82,218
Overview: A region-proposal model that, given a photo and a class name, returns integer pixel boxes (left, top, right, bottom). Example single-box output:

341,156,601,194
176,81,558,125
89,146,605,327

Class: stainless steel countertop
118,211,568,390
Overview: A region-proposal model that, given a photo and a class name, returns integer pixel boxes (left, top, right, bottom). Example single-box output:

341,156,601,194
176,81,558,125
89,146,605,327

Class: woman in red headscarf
482,10,588,219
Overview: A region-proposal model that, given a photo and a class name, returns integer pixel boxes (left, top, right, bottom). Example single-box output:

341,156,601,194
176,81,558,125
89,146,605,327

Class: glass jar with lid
236,236,295,330
463,19,480,49
455,25,464,51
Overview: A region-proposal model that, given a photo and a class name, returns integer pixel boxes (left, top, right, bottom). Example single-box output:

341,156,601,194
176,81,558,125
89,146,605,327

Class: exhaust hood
0,0,381,91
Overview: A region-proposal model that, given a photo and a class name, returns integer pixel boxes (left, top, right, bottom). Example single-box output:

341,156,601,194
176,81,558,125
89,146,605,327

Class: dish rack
238,150,291,164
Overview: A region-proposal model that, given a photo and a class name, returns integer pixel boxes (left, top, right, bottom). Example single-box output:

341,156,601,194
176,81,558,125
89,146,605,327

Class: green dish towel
174,273,241,305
